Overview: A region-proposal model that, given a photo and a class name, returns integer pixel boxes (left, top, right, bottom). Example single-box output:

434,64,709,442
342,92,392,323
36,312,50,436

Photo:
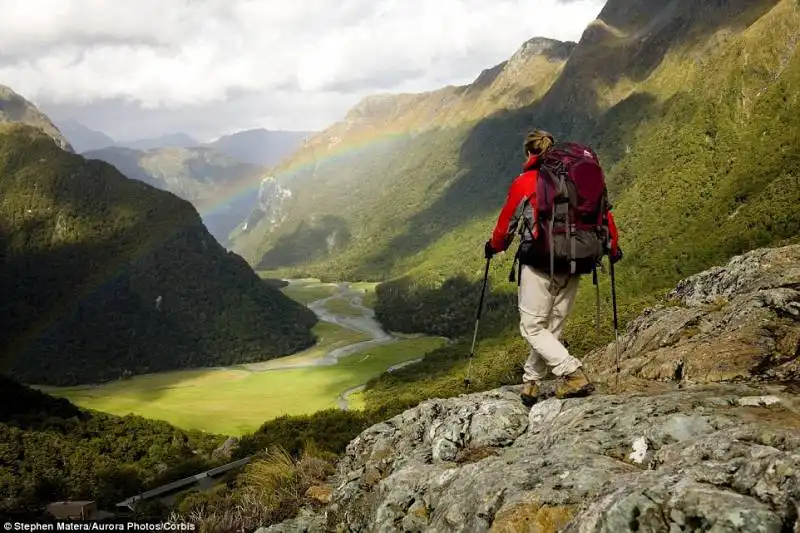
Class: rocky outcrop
584,245,800,390
258,509,328,533
324,384,800,532
262,245,799,532
239,176,293,235
212,437,240,462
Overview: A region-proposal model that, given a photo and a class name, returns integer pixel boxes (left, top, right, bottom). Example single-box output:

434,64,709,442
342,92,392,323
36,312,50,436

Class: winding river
279,280,431,410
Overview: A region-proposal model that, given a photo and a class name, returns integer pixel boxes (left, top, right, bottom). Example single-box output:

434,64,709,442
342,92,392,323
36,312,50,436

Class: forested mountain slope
231,0,798,343
0,119,317,387
0,376,225,516
228,36,575,268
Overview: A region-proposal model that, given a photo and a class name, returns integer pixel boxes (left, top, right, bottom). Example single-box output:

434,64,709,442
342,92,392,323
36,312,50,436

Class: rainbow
9,128,415,366
196,129,414,217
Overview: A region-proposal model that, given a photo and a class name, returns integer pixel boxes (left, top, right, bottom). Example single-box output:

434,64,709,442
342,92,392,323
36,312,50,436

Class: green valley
42,281,446,436
2,0,800,529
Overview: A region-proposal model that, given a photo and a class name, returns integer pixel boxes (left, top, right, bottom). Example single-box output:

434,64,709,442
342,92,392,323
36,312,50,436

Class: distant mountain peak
53,118,116,153
206,128,312,167
116,132,199,151
514,36,576,61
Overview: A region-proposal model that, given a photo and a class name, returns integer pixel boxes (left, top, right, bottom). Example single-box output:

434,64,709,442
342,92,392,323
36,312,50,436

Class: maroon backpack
516,141,612,278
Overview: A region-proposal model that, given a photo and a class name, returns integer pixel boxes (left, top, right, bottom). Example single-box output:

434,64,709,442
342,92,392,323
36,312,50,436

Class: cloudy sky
0,0,606,142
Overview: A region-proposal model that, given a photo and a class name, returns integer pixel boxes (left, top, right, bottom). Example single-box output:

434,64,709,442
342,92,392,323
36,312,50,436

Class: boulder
584,245,800,388
328,384,800,532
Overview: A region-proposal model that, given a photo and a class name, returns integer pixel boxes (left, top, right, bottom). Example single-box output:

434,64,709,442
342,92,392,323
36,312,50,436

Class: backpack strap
508,248,523,285
509,207,534,285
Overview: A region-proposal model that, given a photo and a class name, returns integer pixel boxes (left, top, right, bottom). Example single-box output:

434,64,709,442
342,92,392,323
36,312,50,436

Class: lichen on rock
327,384,800,532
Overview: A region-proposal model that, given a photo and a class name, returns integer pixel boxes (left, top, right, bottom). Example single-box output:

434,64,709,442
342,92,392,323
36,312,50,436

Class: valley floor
40,280,445,436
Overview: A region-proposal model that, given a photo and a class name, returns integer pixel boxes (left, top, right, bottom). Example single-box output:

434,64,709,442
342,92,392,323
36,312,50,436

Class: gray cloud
0,0,606,141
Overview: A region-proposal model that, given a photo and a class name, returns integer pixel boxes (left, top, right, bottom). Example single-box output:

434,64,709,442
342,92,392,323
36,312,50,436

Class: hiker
484,129,622,406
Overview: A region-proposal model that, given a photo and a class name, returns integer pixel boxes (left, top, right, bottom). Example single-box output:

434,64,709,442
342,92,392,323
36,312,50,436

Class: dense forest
0,377,225,515
0,122,318,386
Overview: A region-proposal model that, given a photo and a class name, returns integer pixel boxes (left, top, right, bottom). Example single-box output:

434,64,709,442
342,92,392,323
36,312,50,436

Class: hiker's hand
610,246,623,264
484,240,496,259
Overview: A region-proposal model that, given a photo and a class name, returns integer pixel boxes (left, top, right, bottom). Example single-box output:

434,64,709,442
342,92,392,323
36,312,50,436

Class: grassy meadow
324,297,364,317
280,282,339,305
40,280,444,436
43,336,445,436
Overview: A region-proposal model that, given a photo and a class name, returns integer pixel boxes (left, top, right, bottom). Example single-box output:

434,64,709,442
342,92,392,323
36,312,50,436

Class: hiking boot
520,381,540,407
555,368,595,399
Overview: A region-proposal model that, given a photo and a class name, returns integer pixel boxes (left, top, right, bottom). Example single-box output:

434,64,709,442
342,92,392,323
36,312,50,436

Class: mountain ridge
54,117,313,166
0,84,73,152
55,118,116,152
0,95,318,386
229,0,799,336
118,132,199,151
228,34,577,267
207,128,312,167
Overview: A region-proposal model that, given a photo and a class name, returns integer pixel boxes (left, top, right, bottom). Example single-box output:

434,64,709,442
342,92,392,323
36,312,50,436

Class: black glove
484,240,496,259
610,246,623,264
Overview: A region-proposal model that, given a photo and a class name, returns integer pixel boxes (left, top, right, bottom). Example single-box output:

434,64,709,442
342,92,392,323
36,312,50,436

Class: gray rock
584,245,800,387
656,413,715,443
528,398,563,431
326,384,800,532
255,508,326,533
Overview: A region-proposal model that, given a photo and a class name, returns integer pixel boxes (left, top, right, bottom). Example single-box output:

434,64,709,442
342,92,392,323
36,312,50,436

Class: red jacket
489,153,619,255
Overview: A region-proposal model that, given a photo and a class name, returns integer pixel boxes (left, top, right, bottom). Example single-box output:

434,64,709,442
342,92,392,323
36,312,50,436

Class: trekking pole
592,265,600,336
465,256,491,390
609,256,621,388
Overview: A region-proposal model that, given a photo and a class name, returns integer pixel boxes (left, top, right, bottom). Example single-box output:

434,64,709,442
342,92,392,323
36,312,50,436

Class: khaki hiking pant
518,264,582,382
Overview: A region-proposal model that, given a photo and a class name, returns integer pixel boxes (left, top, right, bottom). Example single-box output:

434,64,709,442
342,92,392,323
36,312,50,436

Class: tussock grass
170,445,336,533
